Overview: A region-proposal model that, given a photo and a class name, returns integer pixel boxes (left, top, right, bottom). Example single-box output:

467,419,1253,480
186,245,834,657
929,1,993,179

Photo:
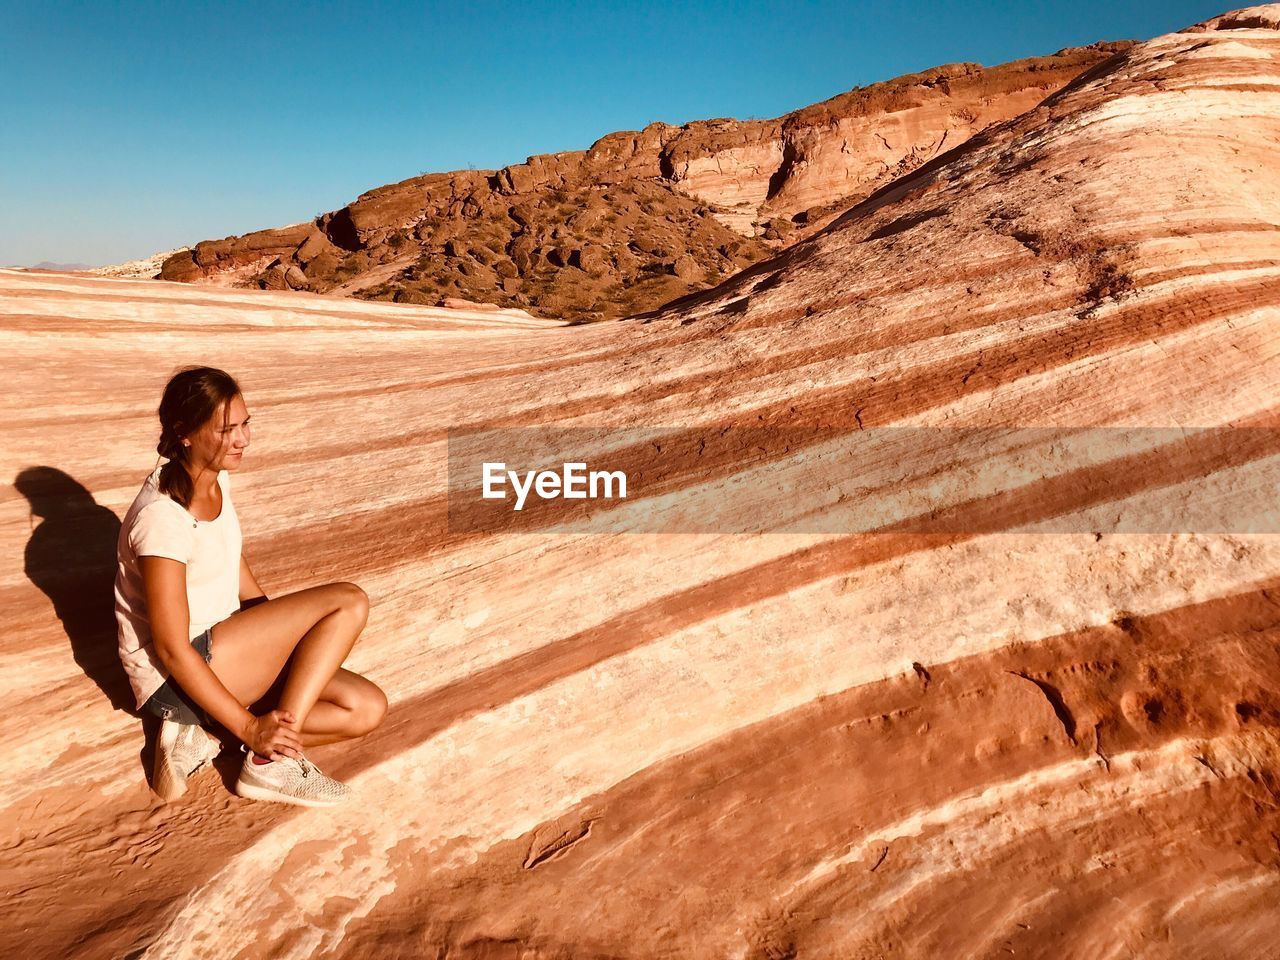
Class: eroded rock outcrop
157,43,1127,321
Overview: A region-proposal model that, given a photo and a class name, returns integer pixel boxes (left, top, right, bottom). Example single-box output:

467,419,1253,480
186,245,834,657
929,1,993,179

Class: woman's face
186,393,251,472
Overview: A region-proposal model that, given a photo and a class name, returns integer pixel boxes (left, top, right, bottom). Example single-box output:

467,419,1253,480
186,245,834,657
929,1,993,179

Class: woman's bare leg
296,706,360,747
275,668,388,747
208,583,376,747
274,590,369,733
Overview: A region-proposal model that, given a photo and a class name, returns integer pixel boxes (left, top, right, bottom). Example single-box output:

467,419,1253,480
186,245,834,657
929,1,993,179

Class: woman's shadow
16,466,135,712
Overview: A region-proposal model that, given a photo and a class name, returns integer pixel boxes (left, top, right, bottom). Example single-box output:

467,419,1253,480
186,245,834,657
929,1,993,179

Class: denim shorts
142,628,214,727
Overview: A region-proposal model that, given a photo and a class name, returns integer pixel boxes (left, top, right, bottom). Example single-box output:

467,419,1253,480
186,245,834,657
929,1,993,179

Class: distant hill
158,42,1130,321
9,261,99,271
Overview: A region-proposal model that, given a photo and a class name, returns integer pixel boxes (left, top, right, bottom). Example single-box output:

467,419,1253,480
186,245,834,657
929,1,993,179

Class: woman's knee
333,581,369,624
350,682,387,736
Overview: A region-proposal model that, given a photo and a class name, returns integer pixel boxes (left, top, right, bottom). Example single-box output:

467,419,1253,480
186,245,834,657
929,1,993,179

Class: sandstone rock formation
5,6,1280,959
90,248,190,280
156,43,1127,322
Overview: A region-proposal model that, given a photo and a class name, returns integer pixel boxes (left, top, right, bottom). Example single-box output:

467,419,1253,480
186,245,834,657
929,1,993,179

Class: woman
113,366,387,806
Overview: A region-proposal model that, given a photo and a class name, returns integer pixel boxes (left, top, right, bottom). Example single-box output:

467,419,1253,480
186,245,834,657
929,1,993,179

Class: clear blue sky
1,0,1234,266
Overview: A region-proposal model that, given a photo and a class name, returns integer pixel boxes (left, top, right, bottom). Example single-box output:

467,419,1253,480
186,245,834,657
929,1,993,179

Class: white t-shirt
114,463,243,709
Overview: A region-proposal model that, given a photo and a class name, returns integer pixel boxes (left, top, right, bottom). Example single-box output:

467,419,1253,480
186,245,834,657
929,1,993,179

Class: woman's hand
241,709,303,760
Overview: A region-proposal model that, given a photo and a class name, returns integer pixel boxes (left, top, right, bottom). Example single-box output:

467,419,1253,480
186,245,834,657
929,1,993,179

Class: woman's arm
239,553,267,604
140,555,258,740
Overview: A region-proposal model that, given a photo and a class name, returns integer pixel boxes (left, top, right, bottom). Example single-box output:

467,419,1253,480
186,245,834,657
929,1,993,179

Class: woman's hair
155,366,242,508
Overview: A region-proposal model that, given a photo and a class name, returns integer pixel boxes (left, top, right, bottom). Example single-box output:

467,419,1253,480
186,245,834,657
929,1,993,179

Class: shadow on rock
16,465,133,712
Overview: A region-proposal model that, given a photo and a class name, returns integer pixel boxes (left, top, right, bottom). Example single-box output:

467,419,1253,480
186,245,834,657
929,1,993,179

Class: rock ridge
157,42,1129,321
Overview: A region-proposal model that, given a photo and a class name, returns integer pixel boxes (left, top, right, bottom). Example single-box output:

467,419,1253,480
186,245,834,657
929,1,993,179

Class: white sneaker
153,720,222,801
234,747,352,808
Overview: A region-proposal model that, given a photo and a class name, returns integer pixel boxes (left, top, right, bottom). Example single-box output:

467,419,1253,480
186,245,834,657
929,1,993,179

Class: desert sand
4,6,1280,959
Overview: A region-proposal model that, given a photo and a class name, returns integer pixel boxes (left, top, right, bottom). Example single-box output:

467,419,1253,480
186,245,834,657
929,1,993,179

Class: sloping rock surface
4,7,1280,958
